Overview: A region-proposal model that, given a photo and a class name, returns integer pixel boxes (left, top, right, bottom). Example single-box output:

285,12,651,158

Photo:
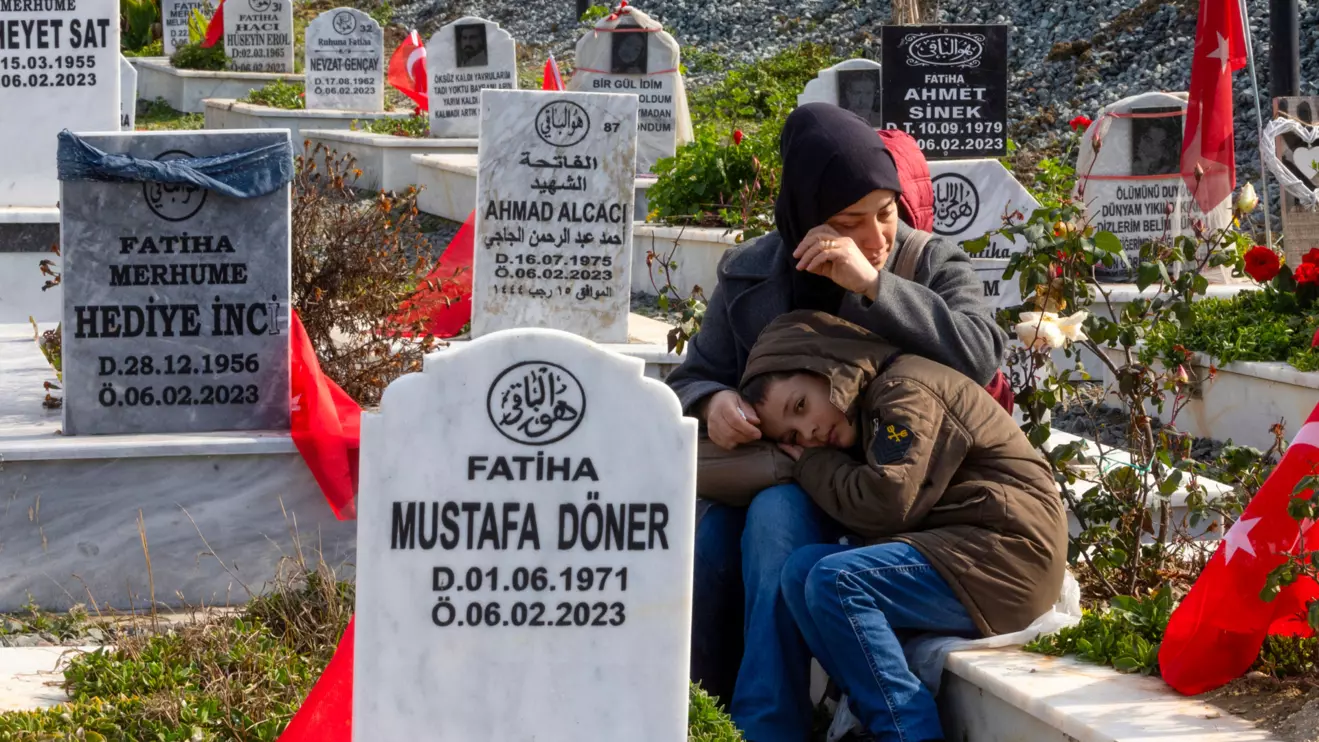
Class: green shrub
580,4,610,24
1145,289,1319,372
120,0,160,54
647,124,778,236
1026,587,1171,674
122,39,164,57
170,40,227,71
360,110,429,138
242,79,306,110
687,42,844,129
688,684,745,741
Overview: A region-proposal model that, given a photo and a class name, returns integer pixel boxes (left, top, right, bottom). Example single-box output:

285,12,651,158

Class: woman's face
826,189,900,268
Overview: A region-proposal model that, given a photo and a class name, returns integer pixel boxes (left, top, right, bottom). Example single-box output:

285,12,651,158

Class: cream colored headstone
797,58,883,128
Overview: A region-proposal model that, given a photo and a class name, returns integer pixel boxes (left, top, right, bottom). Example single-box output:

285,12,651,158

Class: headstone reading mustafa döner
426,16,516,138
224,0,294,74
0,2,119,208
471,89,639,343
354,326,697,742
567,6,693,174
880,24,1009,160
304,7,384,111
59,130,292,436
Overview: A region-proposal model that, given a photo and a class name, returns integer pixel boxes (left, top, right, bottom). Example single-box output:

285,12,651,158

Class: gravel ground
393,0,1319,192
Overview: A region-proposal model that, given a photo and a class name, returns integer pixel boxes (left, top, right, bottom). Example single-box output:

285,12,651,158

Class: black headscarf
775,103,903,312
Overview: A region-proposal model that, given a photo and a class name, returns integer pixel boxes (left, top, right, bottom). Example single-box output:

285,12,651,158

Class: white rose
1055,311,1089,343
1014,311,1088,350
1235,182,1259,213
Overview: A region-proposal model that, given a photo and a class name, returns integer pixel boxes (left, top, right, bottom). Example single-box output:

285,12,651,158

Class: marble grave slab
162,0,211,56
223,0,294,73
426,16,517,138
797,58,883,128
304,7,384,111
120,54,138,130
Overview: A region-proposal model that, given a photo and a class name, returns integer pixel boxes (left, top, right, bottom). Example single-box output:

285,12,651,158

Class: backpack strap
890,229,933,282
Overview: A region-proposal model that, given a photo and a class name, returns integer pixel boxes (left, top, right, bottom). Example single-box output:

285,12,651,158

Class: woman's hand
793,225,881,299
704,389,762,450
778,442,805,461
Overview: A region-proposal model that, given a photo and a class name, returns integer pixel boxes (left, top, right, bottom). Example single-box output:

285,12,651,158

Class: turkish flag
289,311,360,520
277,618,354,742
200,0,224,49
1160,404,1319,695
1179,0,1247,213
387,30,429,111
543,53,566,91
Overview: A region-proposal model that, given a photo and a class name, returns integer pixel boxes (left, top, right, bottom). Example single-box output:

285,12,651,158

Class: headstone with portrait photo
880,24,1009,160
224,0,295,74
352,323,697,742
58,130,292,436
567,6,693,175
162,0,211,56
928,159,1039,309
1273,97,1319,267
1073,91,1233,281
304,7,384,111
0,1,119,209
426,16,517,138
471,89,639,343
797,58,883,128
120,54,139,131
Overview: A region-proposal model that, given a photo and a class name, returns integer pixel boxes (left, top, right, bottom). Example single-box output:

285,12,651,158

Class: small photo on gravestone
1130,106,1184,177
836,68,882,127
454,23,488,67
611,24,648,75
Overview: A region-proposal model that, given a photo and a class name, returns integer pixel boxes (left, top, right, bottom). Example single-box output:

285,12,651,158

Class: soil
1200,673,1319,742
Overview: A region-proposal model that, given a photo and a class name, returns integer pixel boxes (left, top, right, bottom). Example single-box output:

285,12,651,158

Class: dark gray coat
666,223,1008,415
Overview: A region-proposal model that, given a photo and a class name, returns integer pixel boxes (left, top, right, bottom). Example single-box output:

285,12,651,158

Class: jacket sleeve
664,276,740,416
792,380,973,539
841,239,1007,385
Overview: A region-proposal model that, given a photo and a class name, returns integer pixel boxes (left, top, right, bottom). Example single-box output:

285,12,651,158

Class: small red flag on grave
277,617,354,742
387,30,429,111
1160,404,1319,695
201,0,225,49
391,211,475,338
543,53,566,91
1179,0,1247,213
289,310,360,520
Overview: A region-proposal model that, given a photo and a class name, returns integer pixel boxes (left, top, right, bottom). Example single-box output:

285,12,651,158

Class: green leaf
1136,263,1161,292
964,234,991,255
1094,231,1123,255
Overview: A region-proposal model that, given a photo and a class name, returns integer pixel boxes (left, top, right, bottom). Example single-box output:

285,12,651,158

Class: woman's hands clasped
792,225,882,299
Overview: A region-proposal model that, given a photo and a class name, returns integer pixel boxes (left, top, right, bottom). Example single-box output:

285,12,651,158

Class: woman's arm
664,278,740,417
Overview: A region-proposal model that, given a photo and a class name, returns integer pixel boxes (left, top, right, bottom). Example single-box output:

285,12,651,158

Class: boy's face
753,373,857,450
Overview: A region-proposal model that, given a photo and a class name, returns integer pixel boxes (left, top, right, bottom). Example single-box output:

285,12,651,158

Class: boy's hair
740,370,813,406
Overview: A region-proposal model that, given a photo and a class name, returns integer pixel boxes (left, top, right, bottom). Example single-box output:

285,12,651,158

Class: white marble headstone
797,58,883,128
426,16,517,138
304,7,384,111
223,0,294,73
0,3,119,209
1074,91,1232,281
353,328,697,742
472,89,639,342
567,7,693,174
162,0,210,55
120,55,139,131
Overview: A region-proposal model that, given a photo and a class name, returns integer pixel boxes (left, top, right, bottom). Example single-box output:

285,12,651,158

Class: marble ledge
304,128,479,150
0,430,298,463
132,56,304,82
0,207,59,224
945,648,1277,742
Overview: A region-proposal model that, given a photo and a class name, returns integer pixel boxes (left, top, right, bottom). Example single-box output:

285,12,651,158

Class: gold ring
822,239,835,248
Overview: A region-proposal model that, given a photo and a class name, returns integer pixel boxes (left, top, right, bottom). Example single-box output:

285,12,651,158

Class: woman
666,103,1007,736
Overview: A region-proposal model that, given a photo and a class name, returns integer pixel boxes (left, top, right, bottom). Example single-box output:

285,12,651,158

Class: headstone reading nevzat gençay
120,54,138,130
353,327,697,742
426,16,517,138
880,24,1009,160
797,58,883,128
304,7,384,111
0,3,119,208
567,6,693,174
162,0,210,56
471,89,639,343
224,0,294,74
59,131,292,436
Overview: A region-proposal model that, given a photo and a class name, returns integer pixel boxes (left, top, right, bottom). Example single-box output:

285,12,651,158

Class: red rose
1304,248,1319,266
733,129,744,145
1312,327,1319,349
1243,245,1281,283
1069,115,1092,131
1296,262,1319,285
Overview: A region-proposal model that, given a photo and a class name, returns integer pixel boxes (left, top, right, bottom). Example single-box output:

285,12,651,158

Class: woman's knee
694,502,746,579
742,484,816,547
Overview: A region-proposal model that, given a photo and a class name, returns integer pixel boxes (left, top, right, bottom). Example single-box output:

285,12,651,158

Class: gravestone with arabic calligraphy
426,16,517,138
224,0,294,73
1073,91,1232,281
567,6,692,174
59,130,291,435
353,326,697,741
471,89,638,343
304,7,384,111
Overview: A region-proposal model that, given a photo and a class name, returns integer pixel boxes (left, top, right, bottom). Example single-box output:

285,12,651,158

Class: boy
735,309,1067,742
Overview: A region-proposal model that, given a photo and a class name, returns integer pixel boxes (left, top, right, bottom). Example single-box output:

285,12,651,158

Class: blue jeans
690,484,843,739
781,542,979,742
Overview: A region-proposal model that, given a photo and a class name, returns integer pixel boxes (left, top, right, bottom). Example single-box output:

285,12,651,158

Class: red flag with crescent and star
387,30,430,110
289,311,360,520
200,0,225,48
1179,0,1246,213
1160,404,1319,695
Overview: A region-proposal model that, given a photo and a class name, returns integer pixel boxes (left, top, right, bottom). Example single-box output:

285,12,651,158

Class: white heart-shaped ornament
1293,145,1319,184
1261,118,1319,208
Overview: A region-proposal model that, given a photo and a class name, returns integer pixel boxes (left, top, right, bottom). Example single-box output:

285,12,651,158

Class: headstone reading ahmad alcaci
59,130,292,436
471,89,639,343
353,326,697,741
